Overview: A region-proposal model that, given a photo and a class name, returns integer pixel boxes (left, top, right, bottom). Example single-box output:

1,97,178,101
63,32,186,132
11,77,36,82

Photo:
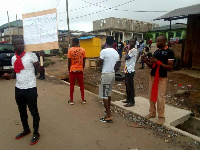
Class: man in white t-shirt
97,36,120,123
4,36,43,145
123,38,137,107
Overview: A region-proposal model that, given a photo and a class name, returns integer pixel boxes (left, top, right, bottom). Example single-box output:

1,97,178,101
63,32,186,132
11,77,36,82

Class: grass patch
60,55,68,61
44,58,55,67
45,58,52,62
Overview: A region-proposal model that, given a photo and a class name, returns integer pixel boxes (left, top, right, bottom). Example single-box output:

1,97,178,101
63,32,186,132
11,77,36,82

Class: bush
45,58,52,62
144,34,153,40
159,32,166,36
44,58,55,67
60,55,68,61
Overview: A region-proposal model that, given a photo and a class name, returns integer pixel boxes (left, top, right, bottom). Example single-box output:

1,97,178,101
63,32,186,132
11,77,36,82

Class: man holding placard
2,8,59,146
4,36,43,145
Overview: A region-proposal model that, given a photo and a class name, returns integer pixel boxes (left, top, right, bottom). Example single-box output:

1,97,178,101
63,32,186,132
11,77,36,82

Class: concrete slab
112,96,191,126
60,81,200,142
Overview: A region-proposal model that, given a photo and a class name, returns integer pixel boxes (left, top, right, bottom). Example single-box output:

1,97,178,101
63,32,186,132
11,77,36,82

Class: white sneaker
68,100,74,105
81,100,86,104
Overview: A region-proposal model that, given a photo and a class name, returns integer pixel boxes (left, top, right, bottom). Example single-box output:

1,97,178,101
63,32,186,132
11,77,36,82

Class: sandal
100,117,113,123
101,118,113,123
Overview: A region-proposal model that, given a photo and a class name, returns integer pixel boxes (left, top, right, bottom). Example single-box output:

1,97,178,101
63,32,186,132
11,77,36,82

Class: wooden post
66,0,70,48
7,11,12,42
168,19,172,42
16,14,19,36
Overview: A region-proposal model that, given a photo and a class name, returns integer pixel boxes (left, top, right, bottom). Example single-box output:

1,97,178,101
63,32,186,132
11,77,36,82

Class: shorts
99,73,115,99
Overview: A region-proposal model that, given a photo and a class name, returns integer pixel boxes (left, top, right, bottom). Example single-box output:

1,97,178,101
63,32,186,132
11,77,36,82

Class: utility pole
66,0,70,48
7,11,12,42
16,14,19,36
168,19,172,42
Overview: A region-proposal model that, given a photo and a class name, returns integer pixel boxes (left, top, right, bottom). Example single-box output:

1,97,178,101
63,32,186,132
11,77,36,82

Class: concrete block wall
93,18,113,31
4,27,23,36
93,17,157,33
111,18,127,30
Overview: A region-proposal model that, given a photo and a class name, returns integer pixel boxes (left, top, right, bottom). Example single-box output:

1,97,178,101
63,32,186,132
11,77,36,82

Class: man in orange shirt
68,38,86,105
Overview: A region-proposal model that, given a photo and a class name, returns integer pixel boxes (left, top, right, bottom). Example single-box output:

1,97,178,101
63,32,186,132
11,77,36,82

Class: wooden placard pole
40,56,43,66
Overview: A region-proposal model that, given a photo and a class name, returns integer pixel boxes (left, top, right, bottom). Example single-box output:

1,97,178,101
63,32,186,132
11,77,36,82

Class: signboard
22,8,59,52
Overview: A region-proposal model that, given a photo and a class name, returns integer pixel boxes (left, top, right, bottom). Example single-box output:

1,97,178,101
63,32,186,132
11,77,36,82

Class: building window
101,20,106,26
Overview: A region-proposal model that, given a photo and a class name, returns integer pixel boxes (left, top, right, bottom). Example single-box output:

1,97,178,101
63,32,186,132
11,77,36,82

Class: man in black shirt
117,40,124,60
142,35,175,125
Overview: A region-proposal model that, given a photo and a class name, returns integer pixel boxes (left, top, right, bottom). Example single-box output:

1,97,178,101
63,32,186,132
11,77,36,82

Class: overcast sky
0,0,199,31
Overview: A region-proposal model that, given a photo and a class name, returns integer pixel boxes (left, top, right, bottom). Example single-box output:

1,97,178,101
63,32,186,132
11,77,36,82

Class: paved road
0,77,183,150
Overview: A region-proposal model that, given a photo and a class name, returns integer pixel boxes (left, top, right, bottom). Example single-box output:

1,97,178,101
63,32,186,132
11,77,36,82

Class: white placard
23,13,58,45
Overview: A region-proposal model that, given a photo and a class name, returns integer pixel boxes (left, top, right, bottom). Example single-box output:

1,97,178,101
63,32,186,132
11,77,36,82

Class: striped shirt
124,48,137,73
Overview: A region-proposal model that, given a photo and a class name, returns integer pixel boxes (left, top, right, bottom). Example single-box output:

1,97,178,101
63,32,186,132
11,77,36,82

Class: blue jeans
136,51,142,63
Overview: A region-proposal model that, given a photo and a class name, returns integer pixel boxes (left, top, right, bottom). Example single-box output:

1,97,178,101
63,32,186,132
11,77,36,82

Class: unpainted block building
93,17,158,42
0,20,23,42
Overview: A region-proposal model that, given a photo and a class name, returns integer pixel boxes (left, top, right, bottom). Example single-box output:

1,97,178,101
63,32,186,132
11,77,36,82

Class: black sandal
100,117,106,121
100,117,113,123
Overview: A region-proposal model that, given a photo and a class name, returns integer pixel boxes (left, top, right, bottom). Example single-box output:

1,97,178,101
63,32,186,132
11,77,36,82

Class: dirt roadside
0,77,194,150
45,50,200,118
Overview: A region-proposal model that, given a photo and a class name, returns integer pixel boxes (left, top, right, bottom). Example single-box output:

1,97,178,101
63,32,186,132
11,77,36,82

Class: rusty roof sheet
154,3,200,20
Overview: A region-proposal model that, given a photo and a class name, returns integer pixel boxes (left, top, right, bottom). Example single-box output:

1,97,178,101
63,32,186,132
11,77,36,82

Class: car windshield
0,44,14,53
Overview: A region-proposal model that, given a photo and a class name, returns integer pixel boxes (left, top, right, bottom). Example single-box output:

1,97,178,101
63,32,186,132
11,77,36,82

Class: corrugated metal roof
0,20,23,30
79,36,95,40
150,24,187,32
154,3,200,20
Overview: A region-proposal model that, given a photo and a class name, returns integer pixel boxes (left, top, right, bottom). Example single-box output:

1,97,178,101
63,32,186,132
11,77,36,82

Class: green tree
144,33,153,40
144,33,153,44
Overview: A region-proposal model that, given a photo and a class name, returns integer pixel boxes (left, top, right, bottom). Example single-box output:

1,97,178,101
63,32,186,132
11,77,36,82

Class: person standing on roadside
117,39,124,60
140,46,151,69
68,38,86,105
124,41,126,47
136,40,145,67
149,39,152,49
4,36,43,145
97,36,120,123
122,38,137,107
113,40,117,50
36,51,45,80
135,38,139,49
142,35,175,125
